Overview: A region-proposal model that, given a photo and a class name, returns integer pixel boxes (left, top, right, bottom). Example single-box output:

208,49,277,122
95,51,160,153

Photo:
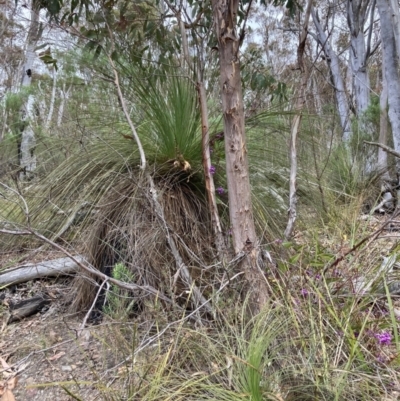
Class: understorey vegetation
1,0,400,399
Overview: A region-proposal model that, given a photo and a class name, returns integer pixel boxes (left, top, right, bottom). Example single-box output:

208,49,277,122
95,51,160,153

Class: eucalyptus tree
310,6,352,142
18,0,43,179
376,0,400,174
346,0,376,117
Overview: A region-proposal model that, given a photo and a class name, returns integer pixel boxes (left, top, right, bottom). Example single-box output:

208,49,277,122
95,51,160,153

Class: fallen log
8,295,51,323
0,256,85,287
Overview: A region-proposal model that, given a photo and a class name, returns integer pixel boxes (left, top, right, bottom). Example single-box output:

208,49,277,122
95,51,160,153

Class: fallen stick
0,256,85,287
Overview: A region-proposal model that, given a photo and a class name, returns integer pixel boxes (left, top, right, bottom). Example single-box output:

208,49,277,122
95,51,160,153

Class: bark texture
19,0,42,179
378,56,390,180
376,0,400,171
284,0,312,239
211,0,268,312
347,0,371,115
198,82,227,261
312,7,352,142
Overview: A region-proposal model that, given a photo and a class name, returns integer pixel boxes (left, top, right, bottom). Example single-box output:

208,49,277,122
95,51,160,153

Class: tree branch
364,140,400,158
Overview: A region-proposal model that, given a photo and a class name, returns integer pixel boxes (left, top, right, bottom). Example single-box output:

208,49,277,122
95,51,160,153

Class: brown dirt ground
0,251,142,401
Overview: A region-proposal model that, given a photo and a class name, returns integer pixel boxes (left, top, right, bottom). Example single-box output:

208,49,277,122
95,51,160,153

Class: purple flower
216,186,225,195
300,288,309,297
376,331,392,346
274,239,283,245
209,165,216,175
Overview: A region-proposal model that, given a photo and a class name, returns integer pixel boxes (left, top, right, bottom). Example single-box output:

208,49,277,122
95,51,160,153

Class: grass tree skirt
69,171,219,315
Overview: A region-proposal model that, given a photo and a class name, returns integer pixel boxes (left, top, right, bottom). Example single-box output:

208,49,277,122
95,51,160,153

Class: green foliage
134,75,202,167
104,263,136,319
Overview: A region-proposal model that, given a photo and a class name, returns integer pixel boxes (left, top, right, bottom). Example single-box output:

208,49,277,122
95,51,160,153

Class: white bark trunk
389,0,400,56
378,57,390,180
347,0,371,115
350,33,370,114
376,0,400,172
45,69,57,129
19,94,37,179
312,7,352,142
19,0,41,179
57,84,71,127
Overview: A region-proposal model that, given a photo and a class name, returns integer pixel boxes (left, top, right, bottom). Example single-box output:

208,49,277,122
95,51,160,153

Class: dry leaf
0,389,16,401
0,377,17,401
0,358,12,378
5,378,17,391
0,358,10,371
48,352,65,361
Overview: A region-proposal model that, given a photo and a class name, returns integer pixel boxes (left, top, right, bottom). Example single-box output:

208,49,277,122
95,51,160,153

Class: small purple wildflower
209,165,216,175
300,288,309,297
216,186,225,195
274,239,283,245
315,273,321,280
376,331,392,346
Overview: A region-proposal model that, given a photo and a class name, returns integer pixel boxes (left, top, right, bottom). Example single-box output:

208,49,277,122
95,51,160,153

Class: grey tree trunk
57,84,71,127
378,57,390,181
312,7,352,142
347,0,371,115
389,0,400,56
376,0,400,172
19,0,42,179
45,69,57,129
211,0,268,313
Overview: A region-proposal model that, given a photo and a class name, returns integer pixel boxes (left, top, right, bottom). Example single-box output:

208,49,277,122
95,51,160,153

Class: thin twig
78,278,109,336
364,141,400,159
323,212,399,274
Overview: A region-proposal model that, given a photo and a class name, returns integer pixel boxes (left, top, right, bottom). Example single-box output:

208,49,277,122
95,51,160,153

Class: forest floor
0,248,146,401
2,214,400,400
1,278,111,401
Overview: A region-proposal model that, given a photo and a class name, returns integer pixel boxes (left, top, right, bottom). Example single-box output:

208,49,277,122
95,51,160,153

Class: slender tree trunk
57,84,71,127
312,7,352,142
19,0,41,179
376,0,400,173
198,82,227,261
45,69,57,129
212,0,268,313
284,0,312,239
378,57,390,181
